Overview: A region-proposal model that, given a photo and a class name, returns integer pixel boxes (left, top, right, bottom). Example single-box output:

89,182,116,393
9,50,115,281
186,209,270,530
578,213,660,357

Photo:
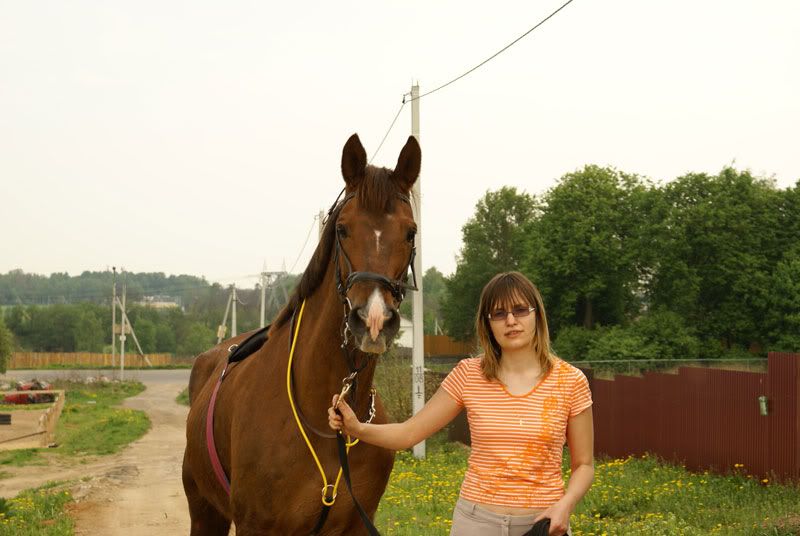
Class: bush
552,325,605,361
0,316,14,374
631,309,700,360
586,325,655,362
374,350,444,422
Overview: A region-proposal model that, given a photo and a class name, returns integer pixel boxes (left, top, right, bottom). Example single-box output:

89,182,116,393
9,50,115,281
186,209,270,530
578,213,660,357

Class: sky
2,0,798,288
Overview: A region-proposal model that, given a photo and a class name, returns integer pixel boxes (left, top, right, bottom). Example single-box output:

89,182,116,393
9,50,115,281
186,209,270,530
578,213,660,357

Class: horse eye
336,224,348,238
406,229,416,243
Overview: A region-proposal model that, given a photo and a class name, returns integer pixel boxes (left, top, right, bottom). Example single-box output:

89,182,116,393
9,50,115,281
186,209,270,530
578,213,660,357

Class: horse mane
272,165,405,330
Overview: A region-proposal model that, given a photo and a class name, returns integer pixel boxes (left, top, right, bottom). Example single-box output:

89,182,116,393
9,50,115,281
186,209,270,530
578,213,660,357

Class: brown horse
183,133,421,535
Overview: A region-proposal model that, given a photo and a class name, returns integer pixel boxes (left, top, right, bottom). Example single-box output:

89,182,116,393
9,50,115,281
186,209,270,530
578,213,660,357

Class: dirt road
2,381,192,535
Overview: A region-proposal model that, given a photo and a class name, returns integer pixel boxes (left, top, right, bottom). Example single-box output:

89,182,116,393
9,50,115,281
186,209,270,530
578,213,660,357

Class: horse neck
291,260,378,419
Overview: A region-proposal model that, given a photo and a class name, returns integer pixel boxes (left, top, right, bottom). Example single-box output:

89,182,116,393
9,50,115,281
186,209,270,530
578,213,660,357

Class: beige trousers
449,498,572,536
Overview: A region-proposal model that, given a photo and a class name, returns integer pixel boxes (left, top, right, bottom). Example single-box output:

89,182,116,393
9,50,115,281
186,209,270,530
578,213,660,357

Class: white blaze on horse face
366,287,387,341
374,230,382,253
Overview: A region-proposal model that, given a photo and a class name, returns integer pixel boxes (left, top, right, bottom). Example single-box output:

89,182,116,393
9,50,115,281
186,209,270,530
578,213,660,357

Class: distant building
395,315,413,349
136,295,182,310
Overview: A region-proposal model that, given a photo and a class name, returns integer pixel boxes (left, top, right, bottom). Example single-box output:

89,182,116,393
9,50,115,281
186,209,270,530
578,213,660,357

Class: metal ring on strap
321,484,337,506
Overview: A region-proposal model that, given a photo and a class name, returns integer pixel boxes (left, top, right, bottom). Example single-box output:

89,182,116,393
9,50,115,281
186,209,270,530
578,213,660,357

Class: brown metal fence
9,352,181,368
447,352,800,482
424,335,477,357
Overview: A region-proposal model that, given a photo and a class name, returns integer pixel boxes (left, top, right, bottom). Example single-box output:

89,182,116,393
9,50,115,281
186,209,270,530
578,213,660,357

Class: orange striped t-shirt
441,356,592,509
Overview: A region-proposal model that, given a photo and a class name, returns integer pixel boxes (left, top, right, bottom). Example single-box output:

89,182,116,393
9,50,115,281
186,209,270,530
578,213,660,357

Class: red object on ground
3,379,56,404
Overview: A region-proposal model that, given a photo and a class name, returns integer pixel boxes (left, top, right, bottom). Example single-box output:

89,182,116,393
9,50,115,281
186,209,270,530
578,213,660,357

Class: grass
0,481,73,535
0,449,46,469
374,440,800,536
54,381,150,456
0,381,150,468
375,433,466,535
176,387,190,406
0,383,150,534
0,403,53,412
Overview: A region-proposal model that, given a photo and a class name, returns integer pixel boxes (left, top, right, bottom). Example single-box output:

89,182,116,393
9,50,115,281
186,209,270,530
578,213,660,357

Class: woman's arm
534,407,595,535
328,387,462,450
562,407,595,509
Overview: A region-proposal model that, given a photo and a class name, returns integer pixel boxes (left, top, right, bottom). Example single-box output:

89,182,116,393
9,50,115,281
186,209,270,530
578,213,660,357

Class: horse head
336,133,421,354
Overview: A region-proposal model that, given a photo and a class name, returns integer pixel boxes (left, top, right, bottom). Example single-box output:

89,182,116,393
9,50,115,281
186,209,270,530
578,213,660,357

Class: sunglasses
487,306,536,322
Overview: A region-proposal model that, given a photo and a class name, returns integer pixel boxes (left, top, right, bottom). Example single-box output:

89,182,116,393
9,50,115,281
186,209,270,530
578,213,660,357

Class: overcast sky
2,0,798,287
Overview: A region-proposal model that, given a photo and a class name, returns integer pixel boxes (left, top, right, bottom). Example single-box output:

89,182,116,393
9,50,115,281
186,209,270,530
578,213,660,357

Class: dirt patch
1,382,191,535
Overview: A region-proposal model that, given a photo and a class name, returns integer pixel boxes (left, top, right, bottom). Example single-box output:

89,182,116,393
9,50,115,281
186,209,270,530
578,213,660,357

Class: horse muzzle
347,305,400,354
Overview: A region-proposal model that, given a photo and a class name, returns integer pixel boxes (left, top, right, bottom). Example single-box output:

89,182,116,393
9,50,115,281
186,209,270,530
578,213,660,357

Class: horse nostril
356,307,369,322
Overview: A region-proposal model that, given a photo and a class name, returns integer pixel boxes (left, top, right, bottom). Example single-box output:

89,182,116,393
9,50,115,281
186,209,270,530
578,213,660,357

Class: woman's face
487,294,537,353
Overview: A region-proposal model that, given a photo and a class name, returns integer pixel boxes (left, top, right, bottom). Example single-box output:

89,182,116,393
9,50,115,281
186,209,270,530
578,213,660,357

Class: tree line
443,166,800,363
0,267,449,372
2,166,797,371
0,272,299,371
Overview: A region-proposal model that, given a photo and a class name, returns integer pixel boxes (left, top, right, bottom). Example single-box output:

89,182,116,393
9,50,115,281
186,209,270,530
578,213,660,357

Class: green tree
648,169,785,349
0,316,14,373
177,322,215,357
134,318,157,353
766,245,800,352
156,324,177,353
442,187,537,340
523,165,652,332
73,306,104,352
399,267,448,335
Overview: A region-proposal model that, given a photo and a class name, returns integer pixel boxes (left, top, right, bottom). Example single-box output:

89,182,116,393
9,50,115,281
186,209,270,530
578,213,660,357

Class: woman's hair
475,271,555,381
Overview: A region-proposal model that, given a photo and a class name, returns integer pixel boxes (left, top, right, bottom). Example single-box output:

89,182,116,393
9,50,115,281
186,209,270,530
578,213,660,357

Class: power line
369,99,408,164
413,0,578,102
368,0,578,162
289,214,320,274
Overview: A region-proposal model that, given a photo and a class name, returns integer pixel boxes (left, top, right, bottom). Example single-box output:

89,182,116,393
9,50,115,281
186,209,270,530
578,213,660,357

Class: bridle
331,190,418,307
326,189,418,358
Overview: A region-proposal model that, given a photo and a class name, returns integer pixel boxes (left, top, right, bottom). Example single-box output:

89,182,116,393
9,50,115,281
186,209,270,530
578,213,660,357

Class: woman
328,271,594,536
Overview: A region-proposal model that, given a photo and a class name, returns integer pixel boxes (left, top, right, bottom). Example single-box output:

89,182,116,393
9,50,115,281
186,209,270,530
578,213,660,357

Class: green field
375,437,800,535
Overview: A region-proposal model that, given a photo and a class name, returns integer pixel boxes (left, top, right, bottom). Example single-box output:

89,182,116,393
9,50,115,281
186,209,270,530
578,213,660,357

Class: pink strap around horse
206,365,231,496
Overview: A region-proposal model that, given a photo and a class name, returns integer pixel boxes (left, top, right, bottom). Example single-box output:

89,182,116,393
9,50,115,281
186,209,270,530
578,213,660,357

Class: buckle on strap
336,372,359,407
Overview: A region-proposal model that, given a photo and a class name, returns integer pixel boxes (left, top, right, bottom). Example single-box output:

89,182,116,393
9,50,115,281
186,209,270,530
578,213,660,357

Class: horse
182,133,422,535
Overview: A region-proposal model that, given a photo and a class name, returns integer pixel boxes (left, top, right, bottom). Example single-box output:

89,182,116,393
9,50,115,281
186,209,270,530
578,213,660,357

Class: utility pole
120,270,127,381
111,267,117,368
231,285,237,337
217,289,233,344
260,267,267,328
115,298,149,359
410,82,425,459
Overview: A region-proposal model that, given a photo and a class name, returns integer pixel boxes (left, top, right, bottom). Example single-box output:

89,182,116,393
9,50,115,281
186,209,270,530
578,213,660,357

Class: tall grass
0,482,72,535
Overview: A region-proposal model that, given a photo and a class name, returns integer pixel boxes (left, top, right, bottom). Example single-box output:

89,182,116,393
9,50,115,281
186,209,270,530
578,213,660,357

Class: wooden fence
9,352,178,368
448,352,800,482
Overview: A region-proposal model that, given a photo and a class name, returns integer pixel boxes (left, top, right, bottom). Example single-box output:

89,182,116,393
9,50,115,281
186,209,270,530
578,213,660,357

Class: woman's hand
327,394,362,437
532,499,571,535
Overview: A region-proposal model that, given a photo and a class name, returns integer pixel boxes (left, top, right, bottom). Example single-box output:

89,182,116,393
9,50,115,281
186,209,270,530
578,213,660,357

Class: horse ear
341,134,367,187
392,136,421,191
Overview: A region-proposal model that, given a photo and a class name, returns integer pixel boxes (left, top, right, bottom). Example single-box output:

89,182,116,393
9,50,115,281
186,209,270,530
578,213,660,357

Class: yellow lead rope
286,299,354,506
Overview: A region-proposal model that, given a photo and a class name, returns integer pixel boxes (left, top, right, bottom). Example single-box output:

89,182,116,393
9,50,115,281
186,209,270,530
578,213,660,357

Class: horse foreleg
183,466,231,536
